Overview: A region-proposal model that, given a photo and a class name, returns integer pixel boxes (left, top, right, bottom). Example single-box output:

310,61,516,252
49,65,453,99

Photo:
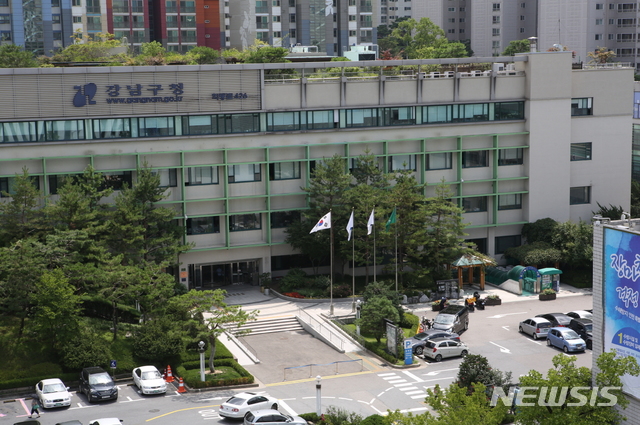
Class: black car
408,329,461,355
568,318,593,350
79,367,118,403
535,313,573,328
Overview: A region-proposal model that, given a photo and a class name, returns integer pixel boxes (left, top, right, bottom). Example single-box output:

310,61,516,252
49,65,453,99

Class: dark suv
432,304,469,334
79,366,118,403
568,318,593,350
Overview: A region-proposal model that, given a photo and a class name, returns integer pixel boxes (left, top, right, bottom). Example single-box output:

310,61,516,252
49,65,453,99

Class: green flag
386,207,396,231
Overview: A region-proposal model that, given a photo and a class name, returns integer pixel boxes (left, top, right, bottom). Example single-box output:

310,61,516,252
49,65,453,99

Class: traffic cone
162,368,167,381
165,365,174,383
177,377,187,393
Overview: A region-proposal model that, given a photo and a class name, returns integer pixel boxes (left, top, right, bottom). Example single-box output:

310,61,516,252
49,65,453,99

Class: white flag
367,209,375,235
310,212,332,233
346,210,354,241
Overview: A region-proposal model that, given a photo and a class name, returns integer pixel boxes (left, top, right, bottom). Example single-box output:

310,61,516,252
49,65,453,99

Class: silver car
423,337,469,362
519,317,552,340
244,410,307,425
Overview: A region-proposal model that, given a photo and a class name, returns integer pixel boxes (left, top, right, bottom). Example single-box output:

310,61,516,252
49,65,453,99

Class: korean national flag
310,212,332,233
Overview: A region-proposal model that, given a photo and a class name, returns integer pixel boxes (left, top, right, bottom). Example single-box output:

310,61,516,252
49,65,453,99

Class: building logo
489,386,620,408
73,83,97,107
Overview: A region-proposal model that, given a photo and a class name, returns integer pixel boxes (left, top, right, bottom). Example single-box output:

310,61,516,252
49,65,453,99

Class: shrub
179,358,253,389
402,312,419,332
540,288,556,295
360,414,388,425
299,413,321,422
60,328,111,371
132,318,184,363
323,406,363,425
279,268,308,293
331,284,352,298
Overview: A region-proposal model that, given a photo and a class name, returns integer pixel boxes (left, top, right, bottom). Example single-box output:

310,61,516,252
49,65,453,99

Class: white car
132,366,167,395
519,317,552,340
35,378,71,408
219,392,279,419
88,419,123,425
423,338,469,362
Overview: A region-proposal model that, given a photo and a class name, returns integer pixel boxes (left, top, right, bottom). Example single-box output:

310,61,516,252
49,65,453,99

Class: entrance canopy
451,254,497,290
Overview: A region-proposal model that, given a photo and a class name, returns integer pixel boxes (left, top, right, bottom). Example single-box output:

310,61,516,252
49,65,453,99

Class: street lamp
198,340,206,382
355,299,362,336
316,375,322,416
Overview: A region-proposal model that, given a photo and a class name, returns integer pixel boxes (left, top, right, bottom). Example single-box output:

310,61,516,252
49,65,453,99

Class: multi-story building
0,51,631,289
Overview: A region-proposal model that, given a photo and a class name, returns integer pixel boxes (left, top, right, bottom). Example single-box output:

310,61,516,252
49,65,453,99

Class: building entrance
189,260,259,289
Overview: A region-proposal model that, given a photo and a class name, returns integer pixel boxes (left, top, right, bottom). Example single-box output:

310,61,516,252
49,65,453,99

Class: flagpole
351,208,356,313
330,210,334,316
395,209,398,292
373,215,377,283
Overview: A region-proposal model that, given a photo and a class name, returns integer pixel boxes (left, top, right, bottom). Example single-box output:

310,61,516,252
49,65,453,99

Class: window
48,174,80,195
459,6,465,11
72,0,81,5
305,110,335,129
595,34,602,40
426,152,452,170
273,16,280,22
0,15,10,24
520,15,525,20
223,113,260,133
498,148,523,166
349,15,356,21
571,98,593,116
271,210,300,228
462,151,488,168
596,18,603,25
228,164,261,183
571,143,592,161
187,216,219,234
520,27,525,33
53,31,62,41
346,109,378,127
272,0,280,5
448,7,455,12
267,112,300,131
493,16,500,24
44,120,84,141
463,197,487,213
467,238,487,254
73,16,82,23
94,118,131,139
290,29,296,38
52,14,61,24
269,162,300,180
183,115,216,135
349,30,357,36
381,107,414,126
0,176,39,198
139,117,174,137
448,29,455,34
2,121,36,142
570,186,591,205
229,213,261,231
101,171,132,191
495,235,521,255
498,194,522,210
492,28,500,36
459,29,465,34
495,101,524,120
273,31,281,37
153,169,178,187
596,3,603,9
492,3,500,11
448,18,455,23
187,166,218,185
289,14,295,23
389,155,416,171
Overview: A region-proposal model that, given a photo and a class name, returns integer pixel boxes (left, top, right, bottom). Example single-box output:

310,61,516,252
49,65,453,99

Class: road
0,295,593,425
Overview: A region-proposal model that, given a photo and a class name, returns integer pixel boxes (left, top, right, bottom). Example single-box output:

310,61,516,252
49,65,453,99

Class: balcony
86,6,100,13
181,6,195,12
112,6,128,12
256,22,269,29
255,6,268,13
87,22,102,30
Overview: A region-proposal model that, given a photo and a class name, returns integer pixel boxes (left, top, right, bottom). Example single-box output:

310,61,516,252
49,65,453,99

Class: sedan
219,392,279,419
244,410,306,425
547,327,586,353
35,378,71,409
407,330,461,355
132,366,167,395
566,310,593,320
536,313,573,328
423,337,469,362
519,317,552,340
55,422,83,425
88,419,122,425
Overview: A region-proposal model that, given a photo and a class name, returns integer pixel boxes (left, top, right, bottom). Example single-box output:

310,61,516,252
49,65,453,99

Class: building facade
0,51,632,289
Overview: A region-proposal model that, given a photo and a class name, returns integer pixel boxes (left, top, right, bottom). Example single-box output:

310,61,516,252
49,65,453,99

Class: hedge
0,372,78,391
177,358,253,389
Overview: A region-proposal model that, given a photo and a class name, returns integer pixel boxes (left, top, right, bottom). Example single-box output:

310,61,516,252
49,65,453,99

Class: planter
484,298,502,306
539,293,556,301
432,303,444,311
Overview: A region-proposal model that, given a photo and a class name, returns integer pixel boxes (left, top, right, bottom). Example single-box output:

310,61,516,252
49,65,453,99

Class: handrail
283,359,363,380
297,308,344,351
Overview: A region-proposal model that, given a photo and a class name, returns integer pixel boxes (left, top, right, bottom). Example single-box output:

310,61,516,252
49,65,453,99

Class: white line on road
278,399,296,416
490,341,512,354
378,373,396,376
394,383,415,387
338,397,353,401
422,368,459,376
388,379,406,384
405,390,425,396
422,377,456,383
502,326,510,331
526,338,542,346
398,387,419,392
487,312,527,319
402,370,424,382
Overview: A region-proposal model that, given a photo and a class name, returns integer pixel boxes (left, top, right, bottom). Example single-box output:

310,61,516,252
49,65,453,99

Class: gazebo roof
451,254,496,268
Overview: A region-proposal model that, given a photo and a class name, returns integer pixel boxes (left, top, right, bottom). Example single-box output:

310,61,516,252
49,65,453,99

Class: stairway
231,315,304,336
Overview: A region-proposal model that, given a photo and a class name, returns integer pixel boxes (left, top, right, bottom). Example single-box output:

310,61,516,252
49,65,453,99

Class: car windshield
142,371,162,380
225,397,245,405
89,373,112,385
434,315,454,325
43,383,66,393
563,330,581,340
583,324,593,332
413,333,431,341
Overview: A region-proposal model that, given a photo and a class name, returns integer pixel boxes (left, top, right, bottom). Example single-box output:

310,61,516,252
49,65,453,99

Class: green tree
456,354,512,394
521,217,558,245
132,317,184,362
388,18,466,59
0,168,45,245
49,32,128,64
426,382,509,425
60,327,111,370
516,351,640,425
592,202,624,220
171,289,258,372
29,269,82,352
0,44,38,68
187,46,221,64
551,220,593,268
245,46,290,63
502,39,531,56
357,295,400,342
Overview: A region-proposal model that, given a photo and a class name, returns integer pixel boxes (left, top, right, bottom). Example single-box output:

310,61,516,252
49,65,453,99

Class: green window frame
229,213,262,231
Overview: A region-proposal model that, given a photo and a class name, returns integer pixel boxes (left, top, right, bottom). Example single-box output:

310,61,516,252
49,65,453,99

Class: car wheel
547,339,551,346
563,346,569,353
464,321,468,331
518,326,523,333
87,393,93,403
533,333,538,340
587,341,592,350
435,354,443,362
415,346,424,356
461,350,468,357
271,403,278,410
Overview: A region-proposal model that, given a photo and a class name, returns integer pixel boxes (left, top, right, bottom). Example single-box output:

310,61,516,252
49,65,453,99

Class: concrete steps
231,316,304,336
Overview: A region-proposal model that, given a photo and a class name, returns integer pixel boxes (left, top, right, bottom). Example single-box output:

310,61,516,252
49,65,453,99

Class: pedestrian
29,396,40,418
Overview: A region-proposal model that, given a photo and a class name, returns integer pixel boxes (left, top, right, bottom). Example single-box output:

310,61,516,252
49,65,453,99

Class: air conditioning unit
205,20,210,23
506,63,516,71
205,34,210,38
204,5,209,8
492,63,505,73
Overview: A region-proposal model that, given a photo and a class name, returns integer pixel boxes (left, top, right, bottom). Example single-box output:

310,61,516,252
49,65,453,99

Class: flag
310,212,331,233
346,210,354,241
367,209,375,235
386,207,396,231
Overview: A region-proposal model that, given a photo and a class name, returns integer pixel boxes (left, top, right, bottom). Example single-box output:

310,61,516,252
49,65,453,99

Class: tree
386,18,466,59
502,39,531,56
132,317,184,362
187,46,220,64
357,295,400,342
29,269,82,353
551,220,593,268
456,354,512,394
425,382,509,425
592,202,624,220
0,44,38,68
171,289,258,372
588,47,616,64
49,32,128,64
0,168,45,245
516,351,640,425
521,218,558,245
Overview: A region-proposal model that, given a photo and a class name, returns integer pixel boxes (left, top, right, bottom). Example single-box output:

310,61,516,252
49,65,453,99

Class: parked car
55,421,83,425
546,327,586,353
422,337,469,362
568,318,593,349
87,419,122,425
518,317,552,340
14,421,41,425
432,305,470,334
219,392,279,419
79,367,118,403
566,310,593,320
535,313,573,328
407,330,461,355
132,366,167,395
244,410,307,425
35,378,71,409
